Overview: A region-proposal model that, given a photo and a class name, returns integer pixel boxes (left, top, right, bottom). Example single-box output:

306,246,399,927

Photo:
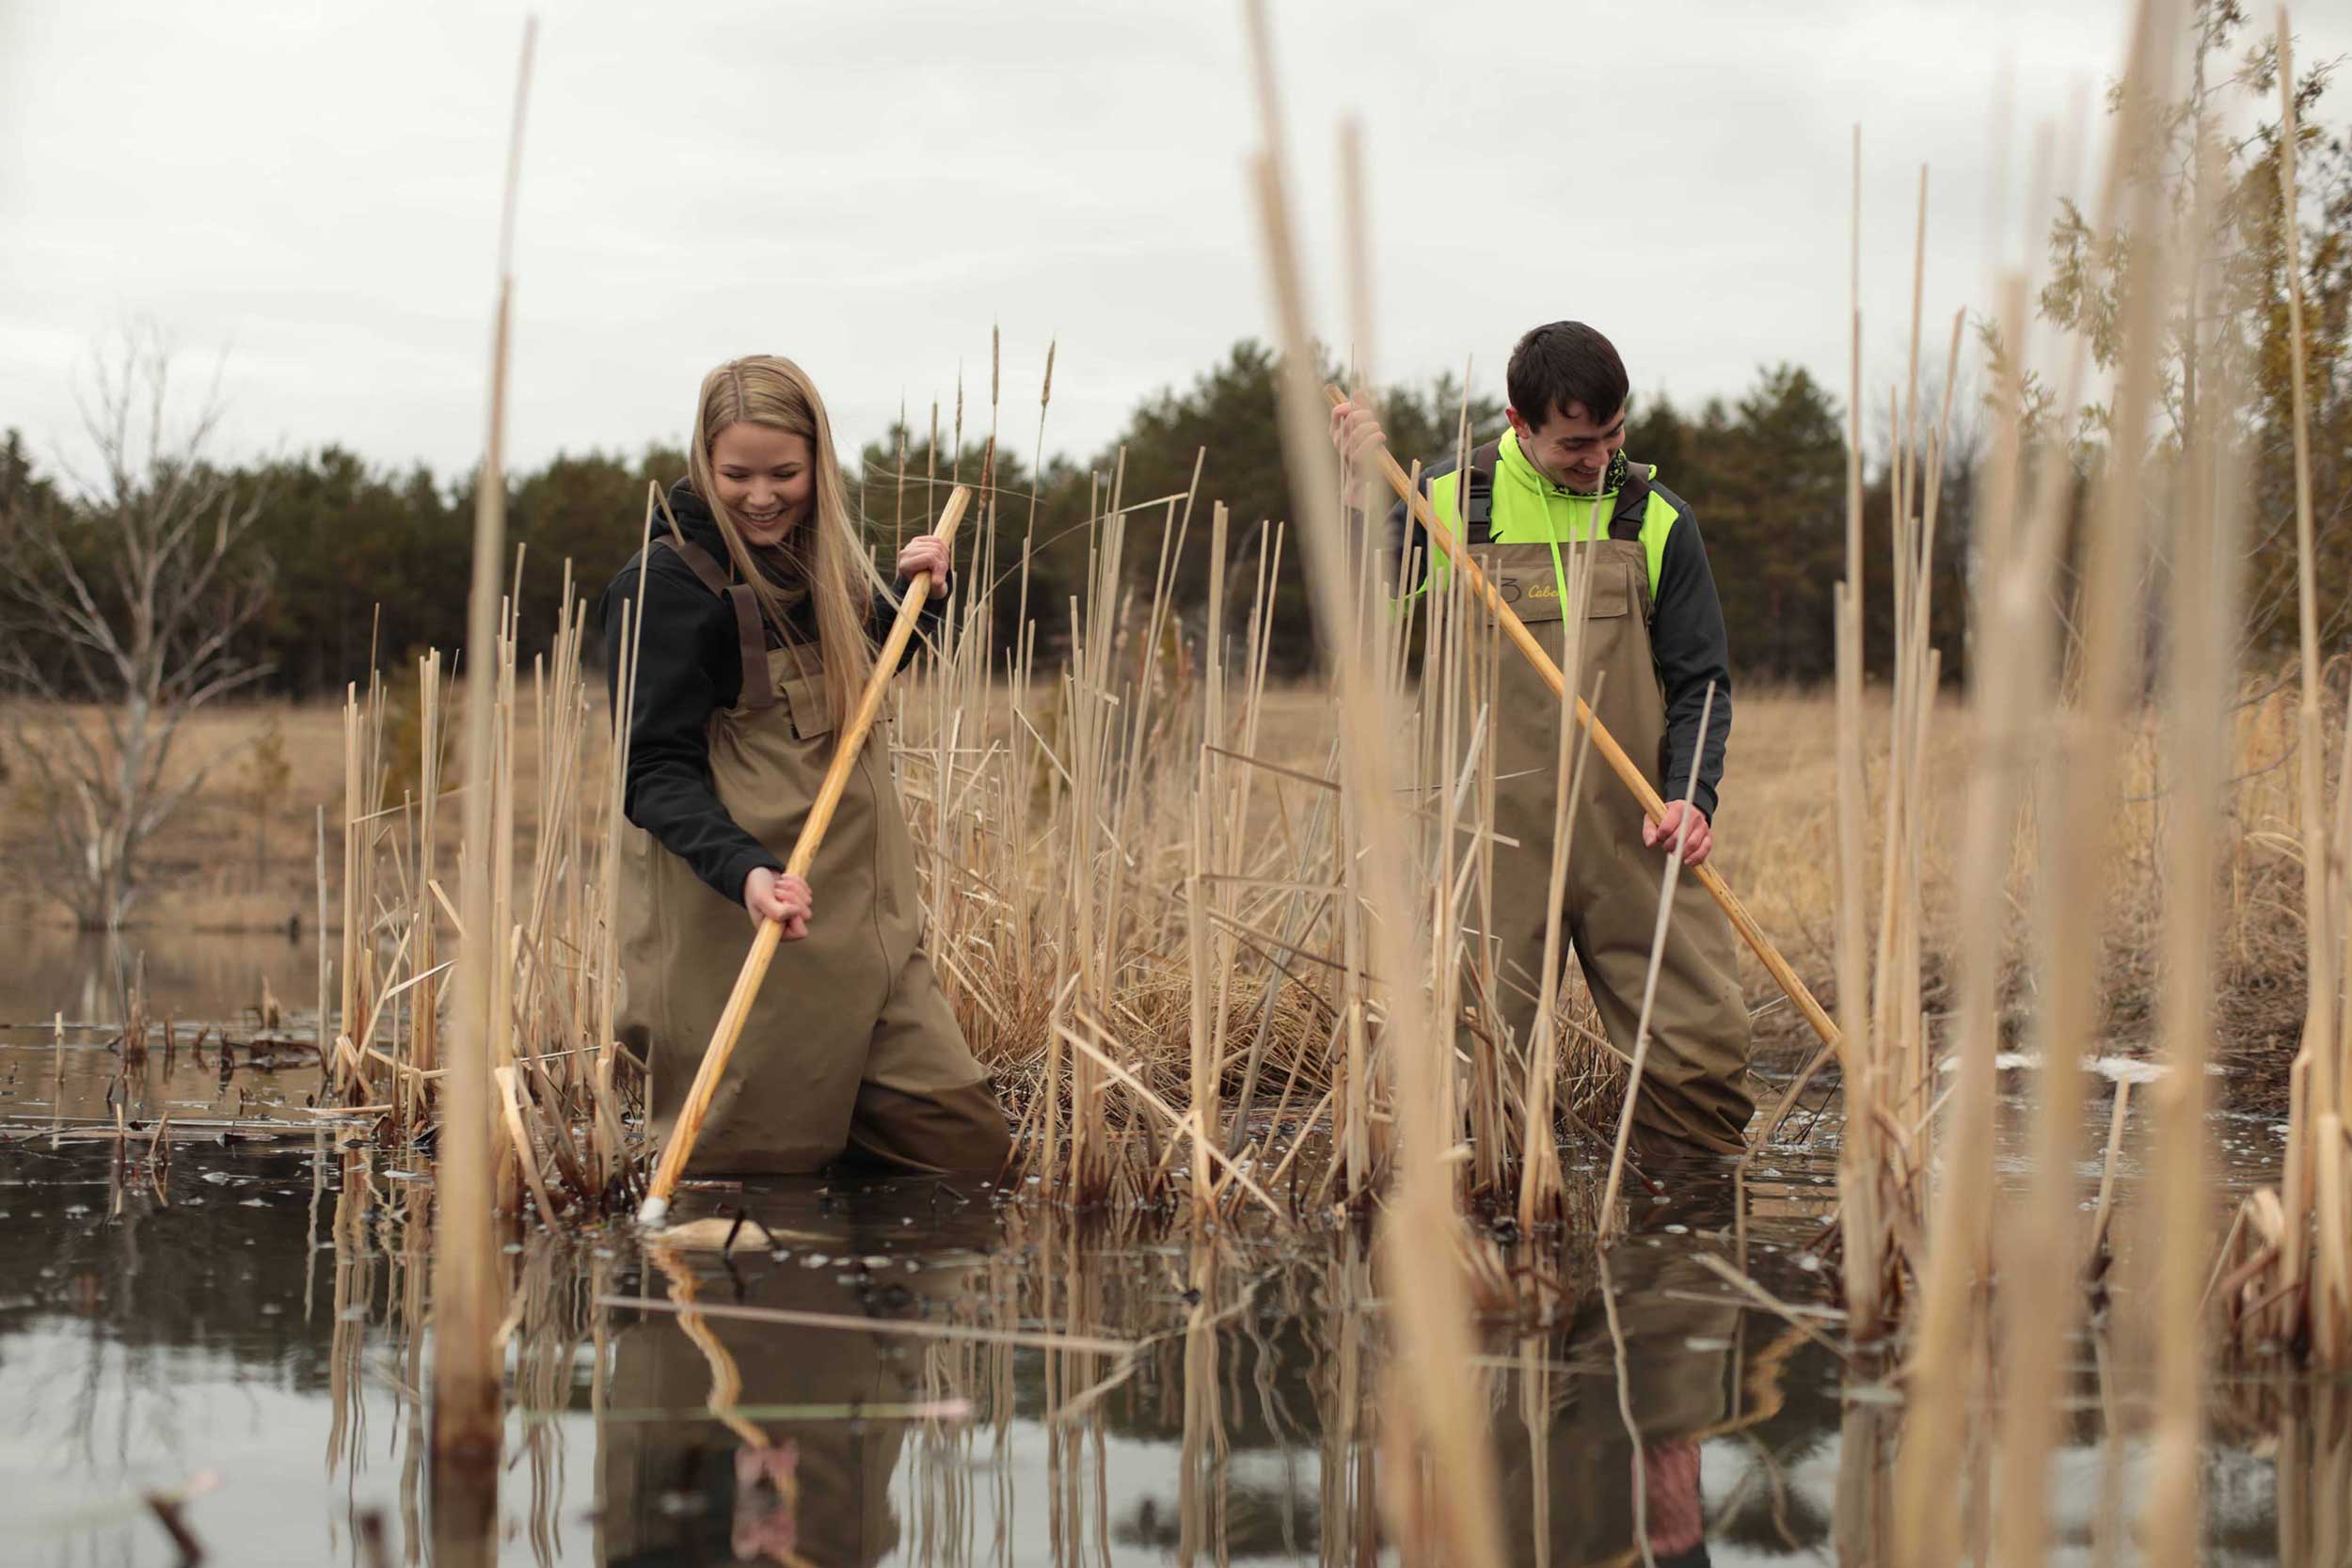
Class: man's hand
743,867,813,939
1644,800,1713,866
896,532,950,583
1328,395,1388,463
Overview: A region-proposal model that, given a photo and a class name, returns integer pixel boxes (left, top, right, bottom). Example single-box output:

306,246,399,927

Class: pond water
0,936,2330,1567
0,925,320,1036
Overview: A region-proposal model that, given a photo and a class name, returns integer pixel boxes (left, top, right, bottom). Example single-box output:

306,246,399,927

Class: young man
1330,320,1752,1156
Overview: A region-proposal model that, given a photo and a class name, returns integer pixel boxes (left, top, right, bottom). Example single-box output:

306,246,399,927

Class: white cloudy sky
2,1,2343,489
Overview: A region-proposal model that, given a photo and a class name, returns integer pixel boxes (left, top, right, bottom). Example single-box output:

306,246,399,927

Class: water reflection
0,925,320,1032
602,1196,1001,1565
0,1040,2323,1566
1488,1238,1827,1566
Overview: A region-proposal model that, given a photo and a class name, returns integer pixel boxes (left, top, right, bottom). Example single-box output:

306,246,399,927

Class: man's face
1506,399,1627,493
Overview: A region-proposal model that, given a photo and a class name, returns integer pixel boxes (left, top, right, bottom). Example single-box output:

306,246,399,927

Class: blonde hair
686,355,882,731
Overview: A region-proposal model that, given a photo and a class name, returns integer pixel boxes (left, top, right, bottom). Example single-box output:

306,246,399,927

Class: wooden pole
637,484,972,1225
1323,383,1841,1054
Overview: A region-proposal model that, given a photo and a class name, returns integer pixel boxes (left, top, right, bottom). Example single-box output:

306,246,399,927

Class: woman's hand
743,867,813,939
1328,395,1388,462
896,533,951,584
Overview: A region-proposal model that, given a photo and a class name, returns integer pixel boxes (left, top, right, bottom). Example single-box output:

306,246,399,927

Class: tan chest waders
1438,456,1755,1154
617,537,1009,1176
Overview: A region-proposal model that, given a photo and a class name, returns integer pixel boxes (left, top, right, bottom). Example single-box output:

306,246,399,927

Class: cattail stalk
431,16,537,1492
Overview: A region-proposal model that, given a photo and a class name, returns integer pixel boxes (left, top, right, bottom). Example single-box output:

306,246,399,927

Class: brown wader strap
1610,461,1654,541
651,536,777,713
1461,439,1502,537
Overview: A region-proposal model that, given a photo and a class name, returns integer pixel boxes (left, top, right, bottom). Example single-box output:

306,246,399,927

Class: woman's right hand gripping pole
742,867,813,940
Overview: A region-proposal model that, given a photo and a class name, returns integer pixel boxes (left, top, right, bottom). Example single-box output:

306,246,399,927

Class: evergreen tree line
0,341,2002,700
5,297,2345,703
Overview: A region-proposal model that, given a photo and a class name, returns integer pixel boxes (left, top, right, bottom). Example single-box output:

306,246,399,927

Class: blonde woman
600,355,1009,1178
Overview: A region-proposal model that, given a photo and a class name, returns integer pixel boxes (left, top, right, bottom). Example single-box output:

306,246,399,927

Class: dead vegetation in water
1849,9,2352,1564
14,1,2352,1559
17,667,2335,1117
1723,669,2344,1123
10,660,2337,1121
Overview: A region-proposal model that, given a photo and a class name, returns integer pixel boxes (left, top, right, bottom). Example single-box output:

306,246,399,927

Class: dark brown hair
1506,322,1629,426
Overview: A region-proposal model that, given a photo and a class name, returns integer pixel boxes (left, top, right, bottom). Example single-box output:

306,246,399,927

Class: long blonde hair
686,355,882,731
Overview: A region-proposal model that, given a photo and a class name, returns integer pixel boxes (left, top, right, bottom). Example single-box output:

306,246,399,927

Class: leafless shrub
0,324,272,929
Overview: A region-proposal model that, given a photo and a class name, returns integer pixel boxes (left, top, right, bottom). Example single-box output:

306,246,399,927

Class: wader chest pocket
782,673,835,741
1475,557,1634,624
1585,565,1634,619
1509,578,1568,626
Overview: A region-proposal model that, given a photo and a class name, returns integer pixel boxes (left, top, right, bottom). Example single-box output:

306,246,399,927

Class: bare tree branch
0,324,274,929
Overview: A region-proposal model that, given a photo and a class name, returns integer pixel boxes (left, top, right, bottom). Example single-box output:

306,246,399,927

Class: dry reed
2218,5,2352,1370
1836,2,2352,1561
428,24,536,1509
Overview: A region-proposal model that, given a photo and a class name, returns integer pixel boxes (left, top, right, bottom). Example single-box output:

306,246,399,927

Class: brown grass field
4,674,2322,1101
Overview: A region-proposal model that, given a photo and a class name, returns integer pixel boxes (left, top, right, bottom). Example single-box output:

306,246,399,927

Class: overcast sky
3,1,2344,493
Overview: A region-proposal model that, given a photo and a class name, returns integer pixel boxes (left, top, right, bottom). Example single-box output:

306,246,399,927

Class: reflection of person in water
729,1444,809,1564
597,1195,994,1568
1490,1237,1808,1567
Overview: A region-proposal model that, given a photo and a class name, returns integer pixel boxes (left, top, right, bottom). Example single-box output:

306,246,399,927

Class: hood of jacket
662,478,728,554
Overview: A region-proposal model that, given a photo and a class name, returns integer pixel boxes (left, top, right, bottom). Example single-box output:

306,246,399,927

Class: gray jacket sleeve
1646,497,1733,819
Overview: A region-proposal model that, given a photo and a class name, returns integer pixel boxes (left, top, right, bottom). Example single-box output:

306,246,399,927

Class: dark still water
0,1019,2328,1565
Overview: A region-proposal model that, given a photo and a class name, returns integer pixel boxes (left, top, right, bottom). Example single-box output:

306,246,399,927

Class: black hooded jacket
596,480,947,907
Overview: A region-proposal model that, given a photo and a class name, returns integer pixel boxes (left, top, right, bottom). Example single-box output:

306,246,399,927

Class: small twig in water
141,1470,219,1565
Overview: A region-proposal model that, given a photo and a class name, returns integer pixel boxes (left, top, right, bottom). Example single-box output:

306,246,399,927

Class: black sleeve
1650,509,1733,819
1371,481,1438,594
599,557,780,908
1339,451,1473,596
871,571,953,673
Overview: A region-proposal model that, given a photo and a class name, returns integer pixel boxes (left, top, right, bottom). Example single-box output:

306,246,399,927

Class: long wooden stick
1325,384,1840,1056
637,485,972,1225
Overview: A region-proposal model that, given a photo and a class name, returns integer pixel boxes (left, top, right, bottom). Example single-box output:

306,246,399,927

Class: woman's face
708,421,815,547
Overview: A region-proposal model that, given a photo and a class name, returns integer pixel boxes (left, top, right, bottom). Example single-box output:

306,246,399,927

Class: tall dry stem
2138,145,2246,1558
1991,1,2178,1551
430,16,537,1488
1241,3,1500,1556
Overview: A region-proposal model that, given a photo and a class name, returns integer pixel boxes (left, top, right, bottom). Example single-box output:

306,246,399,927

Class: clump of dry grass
0,692,594,937
1731,677,2337,1101
1861,6,2351,1561
870,312,1632,1228
310,478,644,1244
